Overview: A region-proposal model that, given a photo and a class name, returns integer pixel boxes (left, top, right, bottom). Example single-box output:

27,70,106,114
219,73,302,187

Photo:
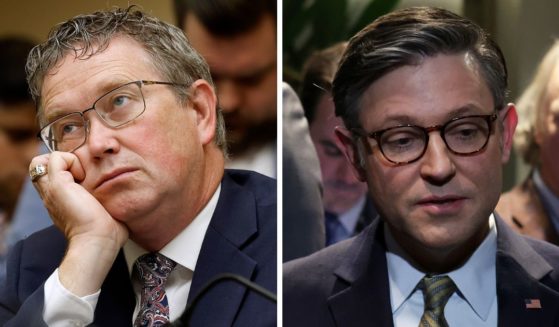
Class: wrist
58,235,124,296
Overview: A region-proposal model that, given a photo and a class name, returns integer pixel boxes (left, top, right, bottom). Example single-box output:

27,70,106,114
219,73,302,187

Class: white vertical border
276,0,283,326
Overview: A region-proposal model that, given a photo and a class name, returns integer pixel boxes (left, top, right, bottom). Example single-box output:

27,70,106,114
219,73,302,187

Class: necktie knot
418,275,456,327
134,253,177,327
136,252,176,285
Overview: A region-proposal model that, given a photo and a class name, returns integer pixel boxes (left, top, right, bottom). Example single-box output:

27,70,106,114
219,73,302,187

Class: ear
334,126,367,181
188,79,217,146
499,103,518,164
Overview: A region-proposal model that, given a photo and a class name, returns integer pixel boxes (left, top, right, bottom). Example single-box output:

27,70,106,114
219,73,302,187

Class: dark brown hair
333,7,508,130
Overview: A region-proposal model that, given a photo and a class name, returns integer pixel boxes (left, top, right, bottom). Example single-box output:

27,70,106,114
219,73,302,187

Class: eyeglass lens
41,82,146,152
379,116,492,163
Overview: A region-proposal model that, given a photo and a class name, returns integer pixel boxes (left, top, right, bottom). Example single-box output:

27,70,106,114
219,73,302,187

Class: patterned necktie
418,275,457,327
134,253,177,327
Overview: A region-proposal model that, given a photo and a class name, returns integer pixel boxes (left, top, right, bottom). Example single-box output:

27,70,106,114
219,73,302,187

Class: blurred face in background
0,101,40,214
310,94,367,215
536,62,559,195
184,13,277,155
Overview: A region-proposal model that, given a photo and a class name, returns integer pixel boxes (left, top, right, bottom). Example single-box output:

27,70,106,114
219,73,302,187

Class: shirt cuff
43,268,100,326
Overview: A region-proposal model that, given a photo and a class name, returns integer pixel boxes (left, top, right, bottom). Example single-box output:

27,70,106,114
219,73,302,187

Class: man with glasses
284,7,559,326
0,7,276,326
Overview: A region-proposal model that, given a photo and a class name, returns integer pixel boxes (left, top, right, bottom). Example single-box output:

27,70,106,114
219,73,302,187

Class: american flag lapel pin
525,298,542,309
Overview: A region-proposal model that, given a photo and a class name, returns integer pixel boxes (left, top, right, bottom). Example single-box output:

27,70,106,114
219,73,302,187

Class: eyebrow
42,79,133,124
378,104,488,127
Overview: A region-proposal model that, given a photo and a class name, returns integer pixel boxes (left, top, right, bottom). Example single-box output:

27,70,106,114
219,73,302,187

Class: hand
30,151,129,296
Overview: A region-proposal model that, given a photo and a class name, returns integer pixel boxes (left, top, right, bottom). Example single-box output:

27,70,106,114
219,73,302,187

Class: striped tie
134,253,177,327
418,275,456,327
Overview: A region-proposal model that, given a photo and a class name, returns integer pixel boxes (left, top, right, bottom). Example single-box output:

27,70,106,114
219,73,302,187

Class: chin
412,225,464,249
103,197,145,222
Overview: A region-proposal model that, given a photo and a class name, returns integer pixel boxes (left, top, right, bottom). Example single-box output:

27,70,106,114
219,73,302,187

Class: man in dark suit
282,83,325,261
496,41,559,246
174,0,277,178
299,42,377,246
284,7,559,326
0,7,275,326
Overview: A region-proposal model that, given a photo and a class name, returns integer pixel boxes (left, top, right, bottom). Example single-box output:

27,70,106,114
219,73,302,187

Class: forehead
358,53,494,127
310,94,342,134
40,36,159,122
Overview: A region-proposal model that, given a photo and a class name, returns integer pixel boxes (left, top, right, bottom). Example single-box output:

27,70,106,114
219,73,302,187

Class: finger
29,154,51,183
48,151,86,183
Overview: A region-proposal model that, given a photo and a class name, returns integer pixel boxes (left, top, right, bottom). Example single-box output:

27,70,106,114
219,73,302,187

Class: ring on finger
30,164,48,182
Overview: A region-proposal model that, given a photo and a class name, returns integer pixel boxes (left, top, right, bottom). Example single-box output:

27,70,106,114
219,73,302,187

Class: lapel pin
525,298,542,309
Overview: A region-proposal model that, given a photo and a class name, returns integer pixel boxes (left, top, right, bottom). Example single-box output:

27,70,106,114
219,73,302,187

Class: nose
81,113,120,158
216,80,242,114
419,133,456,185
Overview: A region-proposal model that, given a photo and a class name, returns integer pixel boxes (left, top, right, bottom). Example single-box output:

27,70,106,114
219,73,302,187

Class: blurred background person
0,36,43,276
175,0,277,178
283,82,325,261
497,40,559,245
299,42,377,245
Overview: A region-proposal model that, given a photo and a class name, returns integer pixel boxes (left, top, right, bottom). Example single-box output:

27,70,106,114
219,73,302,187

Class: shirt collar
385,214,497,320
338,195,366,233
123,184,221,275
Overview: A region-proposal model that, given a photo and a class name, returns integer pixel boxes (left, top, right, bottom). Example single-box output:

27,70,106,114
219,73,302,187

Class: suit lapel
495,216,559,327
327,219,394,327
354,198,378,235
187,172,258,326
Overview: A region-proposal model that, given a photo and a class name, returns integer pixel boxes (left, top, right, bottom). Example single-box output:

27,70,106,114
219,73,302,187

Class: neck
130,147,225,251
228,120,276,157
388,223,489,274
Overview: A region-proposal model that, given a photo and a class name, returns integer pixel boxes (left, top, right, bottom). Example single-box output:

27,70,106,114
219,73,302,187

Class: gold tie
418,275,456,327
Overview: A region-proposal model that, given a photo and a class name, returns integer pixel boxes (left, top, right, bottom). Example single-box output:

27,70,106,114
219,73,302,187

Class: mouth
95,167,138,190
416,195,467,215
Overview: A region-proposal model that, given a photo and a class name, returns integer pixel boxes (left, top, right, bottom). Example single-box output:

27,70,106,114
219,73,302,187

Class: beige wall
0,1,174,42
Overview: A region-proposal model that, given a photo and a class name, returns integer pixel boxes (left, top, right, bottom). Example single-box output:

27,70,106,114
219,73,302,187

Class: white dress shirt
338,195,366,236
226,142,277,178
326,196,367,245
43,185,221,326
386,214,498,327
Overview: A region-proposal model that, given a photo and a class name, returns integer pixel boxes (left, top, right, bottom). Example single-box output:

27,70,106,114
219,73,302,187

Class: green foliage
283,0,399,88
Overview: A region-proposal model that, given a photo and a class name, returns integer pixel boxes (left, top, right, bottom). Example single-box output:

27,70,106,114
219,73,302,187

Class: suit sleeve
0,241,48,326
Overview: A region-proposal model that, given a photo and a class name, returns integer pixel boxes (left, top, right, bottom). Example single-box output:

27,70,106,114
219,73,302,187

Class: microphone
168,273,277,327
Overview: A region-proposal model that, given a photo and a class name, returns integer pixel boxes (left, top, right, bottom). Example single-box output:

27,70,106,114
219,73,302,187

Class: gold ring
29,164,47,182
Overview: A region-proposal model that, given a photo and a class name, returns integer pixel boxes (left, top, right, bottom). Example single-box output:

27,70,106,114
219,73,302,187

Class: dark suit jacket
353,197,378,237
497,171,559,245
0,170,277,326
282,83,325,262
283,214,559,326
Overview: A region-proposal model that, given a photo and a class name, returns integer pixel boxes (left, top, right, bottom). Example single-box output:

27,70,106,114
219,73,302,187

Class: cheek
319,156,338,178
244,85,276,119
141,111,200,171
364,162,404,212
